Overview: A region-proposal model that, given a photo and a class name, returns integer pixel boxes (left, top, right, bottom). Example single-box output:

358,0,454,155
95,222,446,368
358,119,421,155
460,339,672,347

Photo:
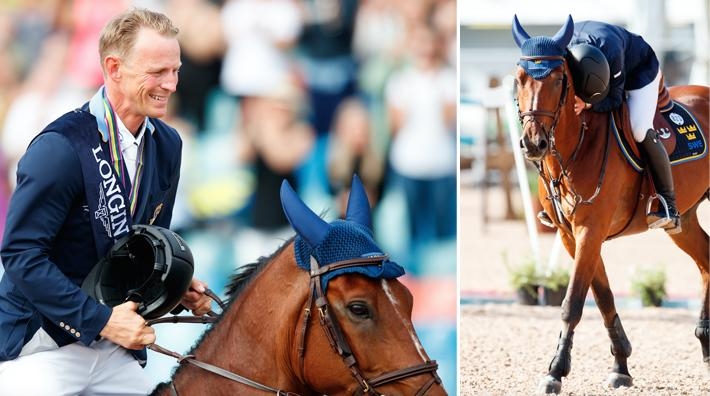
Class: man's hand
573,95,591,115
100,301,155,350
181,278,212,316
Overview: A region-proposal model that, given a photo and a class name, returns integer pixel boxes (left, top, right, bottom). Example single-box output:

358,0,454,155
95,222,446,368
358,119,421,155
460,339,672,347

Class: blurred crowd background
0,0,457,390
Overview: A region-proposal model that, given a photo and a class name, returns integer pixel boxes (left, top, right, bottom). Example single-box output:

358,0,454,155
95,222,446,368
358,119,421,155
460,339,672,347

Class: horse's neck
174,244,310,392
545,109,605,174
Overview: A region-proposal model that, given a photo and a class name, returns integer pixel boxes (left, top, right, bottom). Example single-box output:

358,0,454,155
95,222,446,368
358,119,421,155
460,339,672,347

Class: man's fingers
190,278,207,293
116,301,139,311
193,299,212,316
142,328,156,346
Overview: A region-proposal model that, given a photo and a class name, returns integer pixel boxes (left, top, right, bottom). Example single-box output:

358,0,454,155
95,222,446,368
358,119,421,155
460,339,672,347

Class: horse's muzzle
520,134,548,161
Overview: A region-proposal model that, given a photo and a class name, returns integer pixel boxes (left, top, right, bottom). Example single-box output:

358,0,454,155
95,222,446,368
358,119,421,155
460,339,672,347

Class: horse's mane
150,236,295,394
224,236,294,304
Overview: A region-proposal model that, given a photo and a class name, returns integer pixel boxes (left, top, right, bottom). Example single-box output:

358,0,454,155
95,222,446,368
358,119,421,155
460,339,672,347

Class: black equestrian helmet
82,225,194,319
566,43,610,104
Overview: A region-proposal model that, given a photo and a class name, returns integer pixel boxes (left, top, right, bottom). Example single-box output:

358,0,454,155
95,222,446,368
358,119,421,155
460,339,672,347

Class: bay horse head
512,14,576,161
152,175,446,395
280,175,445,395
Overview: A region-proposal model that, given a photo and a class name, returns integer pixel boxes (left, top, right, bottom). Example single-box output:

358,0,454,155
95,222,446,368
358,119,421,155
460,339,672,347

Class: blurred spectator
327,97,385,218
62,0,129,90
234,82,314,264
294,0,358,199
353,0,406,63
296,0,358,136
432,0,456,66
1,32,86,187
6,0,56,81
396,0,436,33
167,0,226,131
385,23,456,264
0,11,21,132
352,0,407,151
220,0,302,132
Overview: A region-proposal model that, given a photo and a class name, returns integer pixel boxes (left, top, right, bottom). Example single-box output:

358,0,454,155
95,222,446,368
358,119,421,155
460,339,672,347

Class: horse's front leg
538,228,604,394
590,260,633,388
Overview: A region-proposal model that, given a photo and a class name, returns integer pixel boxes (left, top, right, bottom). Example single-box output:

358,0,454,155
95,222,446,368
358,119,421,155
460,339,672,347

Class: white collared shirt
115,116,146,185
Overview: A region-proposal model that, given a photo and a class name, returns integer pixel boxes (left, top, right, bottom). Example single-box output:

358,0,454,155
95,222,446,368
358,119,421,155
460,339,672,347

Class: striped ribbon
102,93,142,216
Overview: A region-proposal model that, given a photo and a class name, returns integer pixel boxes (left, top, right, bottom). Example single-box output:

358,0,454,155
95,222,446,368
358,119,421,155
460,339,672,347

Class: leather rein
147,256,441,395
516,55,612,229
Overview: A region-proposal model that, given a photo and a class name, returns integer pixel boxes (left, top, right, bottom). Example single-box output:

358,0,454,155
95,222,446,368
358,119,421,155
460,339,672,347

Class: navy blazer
571,21,660,113
0,97,181,361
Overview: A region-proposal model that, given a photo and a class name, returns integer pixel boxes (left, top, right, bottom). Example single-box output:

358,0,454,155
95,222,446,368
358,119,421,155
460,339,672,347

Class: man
0,9,211,394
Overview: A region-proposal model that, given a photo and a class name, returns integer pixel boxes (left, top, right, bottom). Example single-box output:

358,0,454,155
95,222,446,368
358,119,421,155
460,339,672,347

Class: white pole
502,75,542,271
546,231,564,276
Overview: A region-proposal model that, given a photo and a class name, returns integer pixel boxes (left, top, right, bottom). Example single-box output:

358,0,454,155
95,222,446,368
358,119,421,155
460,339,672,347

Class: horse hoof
606,373,633,388
537,375,562,394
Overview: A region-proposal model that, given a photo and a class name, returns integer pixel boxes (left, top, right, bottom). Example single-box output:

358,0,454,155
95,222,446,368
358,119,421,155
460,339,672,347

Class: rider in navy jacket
0,96,180,362
0,9,213,395
569,20,660,114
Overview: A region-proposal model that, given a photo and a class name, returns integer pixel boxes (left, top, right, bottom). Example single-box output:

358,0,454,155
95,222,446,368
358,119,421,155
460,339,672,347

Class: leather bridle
516,55,569,145
147,255,441,395
516,54,611,226
301,255,442,395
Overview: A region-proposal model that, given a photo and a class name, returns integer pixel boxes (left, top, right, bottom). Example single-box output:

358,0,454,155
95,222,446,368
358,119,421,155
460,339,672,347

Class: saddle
611,79,707,172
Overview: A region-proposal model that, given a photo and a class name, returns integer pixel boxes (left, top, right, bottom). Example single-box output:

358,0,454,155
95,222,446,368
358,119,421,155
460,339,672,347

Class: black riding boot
638,129,681,234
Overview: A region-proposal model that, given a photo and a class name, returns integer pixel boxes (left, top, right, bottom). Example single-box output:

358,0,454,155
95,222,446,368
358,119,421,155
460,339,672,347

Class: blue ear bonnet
294,220,404,292
518,37,566,79
513,14,574,80
280,175,405,292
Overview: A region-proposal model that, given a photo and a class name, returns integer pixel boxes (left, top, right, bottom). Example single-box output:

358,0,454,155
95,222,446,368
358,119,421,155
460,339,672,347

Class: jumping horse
149,175,446,395
512,15,709,394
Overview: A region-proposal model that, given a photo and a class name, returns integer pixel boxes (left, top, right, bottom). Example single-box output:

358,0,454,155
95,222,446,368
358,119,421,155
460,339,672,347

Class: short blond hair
99,8,179,63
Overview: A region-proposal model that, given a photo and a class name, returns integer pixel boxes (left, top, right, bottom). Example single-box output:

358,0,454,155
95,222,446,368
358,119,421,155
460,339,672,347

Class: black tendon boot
638,129,681,234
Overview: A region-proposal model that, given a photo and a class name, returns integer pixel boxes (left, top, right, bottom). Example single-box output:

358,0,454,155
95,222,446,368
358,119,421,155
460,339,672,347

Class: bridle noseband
148,256,441,395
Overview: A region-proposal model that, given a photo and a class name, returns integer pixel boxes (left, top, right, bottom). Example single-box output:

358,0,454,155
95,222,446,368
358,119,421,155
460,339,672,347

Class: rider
0,9,212,394
515,15,681,233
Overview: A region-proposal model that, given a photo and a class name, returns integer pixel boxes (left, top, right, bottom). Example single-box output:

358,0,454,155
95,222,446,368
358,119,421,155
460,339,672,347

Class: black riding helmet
566,43,610,104
82,225,194,319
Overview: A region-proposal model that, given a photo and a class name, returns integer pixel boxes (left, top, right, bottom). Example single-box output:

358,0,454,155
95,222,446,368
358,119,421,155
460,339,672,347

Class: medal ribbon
102,92,142,216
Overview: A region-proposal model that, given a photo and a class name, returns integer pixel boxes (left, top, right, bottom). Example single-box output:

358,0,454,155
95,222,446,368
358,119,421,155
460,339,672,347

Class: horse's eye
347,302,371,319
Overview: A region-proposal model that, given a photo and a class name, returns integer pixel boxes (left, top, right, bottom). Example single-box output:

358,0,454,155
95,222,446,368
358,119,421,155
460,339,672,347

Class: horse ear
551,14,574,49
345,174,372,230
280,180,330,247
512,14,530,48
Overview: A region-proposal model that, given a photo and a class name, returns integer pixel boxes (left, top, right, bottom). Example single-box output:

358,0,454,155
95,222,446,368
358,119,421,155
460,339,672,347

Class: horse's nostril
539,139,548,150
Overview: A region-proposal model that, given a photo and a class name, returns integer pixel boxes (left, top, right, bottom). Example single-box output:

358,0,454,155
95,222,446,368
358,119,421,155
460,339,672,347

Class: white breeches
0,336,153,396
627,70,662,142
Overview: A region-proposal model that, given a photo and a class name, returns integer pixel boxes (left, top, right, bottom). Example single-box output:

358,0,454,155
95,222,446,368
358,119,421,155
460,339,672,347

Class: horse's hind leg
590,262,633,388
667,203,709,369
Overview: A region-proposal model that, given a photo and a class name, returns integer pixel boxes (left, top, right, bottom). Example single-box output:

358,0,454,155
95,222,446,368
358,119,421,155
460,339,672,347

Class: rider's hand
180,278,213,316
99,301,155,350
573,96,591,115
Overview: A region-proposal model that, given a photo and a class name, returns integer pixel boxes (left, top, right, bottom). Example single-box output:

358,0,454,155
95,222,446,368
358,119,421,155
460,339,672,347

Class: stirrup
645,194,682,234
537,211,556,228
